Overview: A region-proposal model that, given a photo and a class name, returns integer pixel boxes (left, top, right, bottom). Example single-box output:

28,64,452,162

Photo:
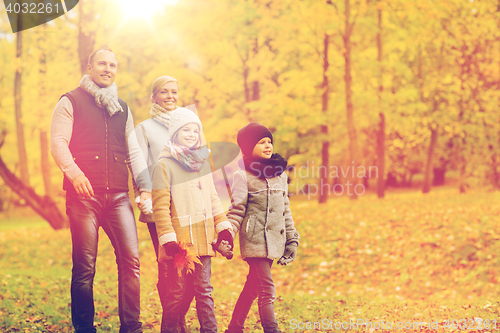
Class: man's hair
88,48,114,66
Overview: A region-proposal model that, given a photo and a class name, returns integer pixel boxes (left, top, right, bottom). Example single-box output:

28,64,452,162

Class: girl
225,122,300,333
152,107,233,333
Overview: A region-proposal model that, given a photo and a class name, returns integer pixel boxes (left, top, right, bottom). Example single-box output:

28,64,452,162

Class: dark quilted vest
62,87,129,192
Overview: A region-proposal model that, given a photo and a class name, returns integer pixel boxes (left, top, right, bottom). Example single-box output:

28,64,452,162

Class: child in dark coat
225,122,300,333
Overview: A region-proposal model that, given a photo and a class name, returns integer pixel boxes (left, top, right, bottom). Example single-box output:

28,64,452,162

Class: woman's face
252,137,273,159
152,81,179,111
176,123,200,148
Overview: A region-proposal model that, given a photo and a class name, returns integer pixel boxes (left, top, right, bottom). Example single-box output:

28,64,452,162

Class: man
50,48,149,333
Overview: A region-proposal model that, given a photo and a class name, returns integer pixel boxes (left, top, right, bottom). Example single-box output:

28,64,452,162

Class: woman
133,76,190,333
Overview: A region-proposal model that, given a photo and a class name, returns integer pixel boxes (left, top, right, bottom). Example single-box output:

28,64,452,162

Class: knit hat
237,122,273,157
168,107,203,141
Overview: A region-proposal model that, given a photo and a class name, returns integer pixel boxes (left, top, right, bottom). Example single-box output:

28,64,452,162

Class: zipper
104,114,109,191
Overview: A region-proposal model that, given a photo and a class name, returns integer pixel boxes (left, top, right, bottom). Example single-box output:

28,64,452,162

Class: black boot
160,312,180,333
178,316,191,333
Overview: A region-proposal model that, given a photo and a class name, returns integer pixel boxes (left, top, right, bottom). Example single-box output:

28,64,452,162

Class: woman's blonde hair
151,76,178,97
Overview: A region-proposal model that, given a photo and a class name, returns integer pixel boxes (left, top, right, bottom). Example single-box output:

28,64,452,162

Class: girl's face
252,137,273,159
176,123,200,148
152,81,179,111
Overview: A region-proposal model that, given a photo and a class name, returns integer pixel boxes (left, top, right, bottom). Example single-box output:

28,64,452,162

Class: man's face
87,50,118,88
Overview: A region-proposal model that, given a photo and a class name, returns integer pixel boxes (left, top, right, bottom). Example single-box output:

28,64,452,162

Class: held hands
72,174,94,199
278,243,298,266
135,192,153,215
212,230,233,260
163,241,181,257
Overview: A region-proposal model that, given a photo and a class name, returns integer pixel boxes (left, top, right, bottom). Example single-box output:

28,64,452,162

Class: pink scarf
165,140,210,172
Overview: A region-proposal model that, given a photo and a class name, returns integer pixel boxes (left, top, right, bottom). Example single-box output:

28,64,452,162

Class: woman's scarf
165,140,210,172
79,75,123,116
150,103,174,128
241,153,288,179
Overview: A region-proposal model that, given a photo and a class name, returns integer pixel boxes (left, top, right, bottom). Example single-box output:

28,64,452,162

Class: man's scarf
79,75,123,116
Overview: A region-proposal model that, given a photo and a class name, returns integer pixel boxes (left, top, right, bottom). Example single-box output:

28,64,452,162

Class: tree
318,33,330,204
376,0,385,198
14,11,29,186
341,0,363,199
38,29,52,196
0,128,67,229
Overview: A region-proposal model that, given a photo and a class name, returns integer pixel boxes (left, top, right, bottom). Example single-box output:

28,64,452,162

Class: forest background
2,0,500,331
1,0,500,215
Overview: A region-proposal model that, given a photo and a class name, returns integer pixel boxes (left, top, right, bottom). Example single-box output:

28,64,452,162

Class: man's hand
137,191,152,215
72,174,94,199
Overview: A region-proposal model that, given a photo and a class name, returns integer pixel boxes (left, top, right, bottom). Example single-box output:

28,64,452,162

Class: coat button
269,208,274,213
283,211,285,216
95,156,99,159
280,229,284,234
266,227,270,231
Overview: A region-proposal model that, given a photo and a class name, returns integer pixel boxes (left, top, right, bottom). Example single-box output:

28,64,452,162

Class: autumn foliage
1,187,500,332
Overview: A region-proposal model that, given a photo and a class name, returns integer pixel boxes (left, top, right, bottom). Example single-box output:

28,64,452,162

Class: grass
1,186,500,332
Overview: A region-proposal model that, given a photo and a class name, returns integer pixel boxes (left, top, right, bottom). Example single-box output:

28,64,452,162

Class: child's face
252,137,273,159
176,123,200,148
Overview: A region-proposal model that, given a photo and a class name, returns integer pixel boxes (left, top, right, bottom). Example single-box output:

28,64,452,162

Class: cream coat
227,169,299,260
152,149,231,262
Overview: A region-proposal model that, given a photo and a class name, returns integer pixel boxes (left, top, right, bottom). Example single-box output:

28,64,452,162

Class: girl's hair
171,123,201,148
151,76,178,96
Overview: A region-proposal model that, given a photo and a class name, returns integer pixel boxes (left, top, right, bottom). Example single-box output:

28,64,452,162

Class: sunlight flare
119,0,178,21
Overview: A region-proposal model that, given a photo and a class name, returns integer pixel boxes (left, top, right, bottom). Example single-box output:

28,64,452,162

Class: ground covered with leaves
1,187,500,332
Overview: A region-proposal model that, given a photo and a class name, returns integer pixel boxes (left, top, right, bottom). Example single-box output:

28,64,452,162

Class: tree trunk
422,128,438,193
14,16,29,186
432,167,446,186
0,155,68,229
243,62,252,121
38,32,53,196
458,141,467,193
319,34,330,204
377,113,385,197
343,0,359,199
40,131,53,195
78,0,96,76
243,38,260,121
251,38,260,102
376,4,385,198
0,131,68,229
490,151,500,189
457,44,470,193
